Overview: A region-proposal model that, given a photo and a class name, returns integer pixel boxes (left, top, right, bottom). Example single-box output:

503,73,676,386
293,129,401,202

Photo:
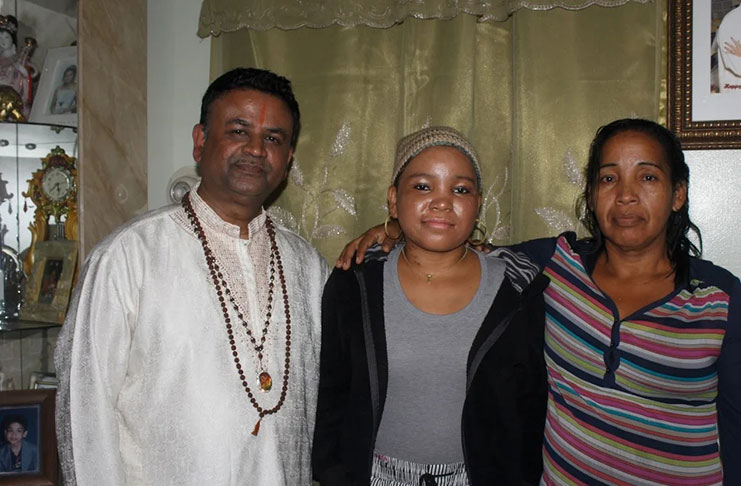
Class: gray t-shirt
374,246,505,464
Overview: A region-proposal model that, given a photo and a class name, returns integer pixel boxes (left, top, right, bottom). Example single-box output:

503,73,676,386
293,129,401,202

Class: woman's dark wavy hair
576,118,702,277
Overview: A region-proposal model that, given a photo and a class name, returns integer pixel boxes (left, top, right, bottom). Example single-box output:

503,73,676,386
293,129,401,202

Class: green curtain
209,1,666,262
509,3,667,243
198,0,650,33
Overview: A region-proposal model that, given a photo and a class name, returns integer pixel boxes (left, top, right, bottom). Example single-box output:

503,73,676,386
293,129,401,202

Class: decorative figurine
0,15,37,120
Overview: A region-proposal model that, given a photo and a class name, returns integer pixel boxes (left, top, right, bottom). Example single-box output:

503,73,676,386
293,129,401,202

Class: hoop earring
384,215,403,240
468,218,488,246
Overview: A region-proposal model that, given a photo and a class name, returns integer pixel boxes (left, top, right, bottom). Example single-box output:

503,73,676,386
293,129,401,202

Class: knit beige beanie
391,126,482,190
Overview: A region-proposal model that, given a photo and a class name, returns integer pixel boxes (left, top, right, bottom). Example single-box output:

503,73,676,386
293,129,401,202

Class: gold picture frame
20,240,78,324
667,0,741,149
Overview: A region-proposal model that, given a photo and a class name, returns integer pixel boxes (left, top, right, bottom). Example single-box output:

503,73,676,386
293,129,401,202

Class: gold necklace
400,246,469,283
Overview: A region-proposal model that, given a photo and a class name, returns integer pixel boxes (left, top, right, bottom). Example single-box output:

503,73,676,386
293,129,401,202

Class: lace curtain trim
198,0,650,36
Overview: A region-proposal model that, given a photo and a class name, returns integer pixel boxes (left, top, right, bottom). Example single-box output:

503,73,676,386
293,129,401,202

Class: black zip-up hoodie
312,252,548,486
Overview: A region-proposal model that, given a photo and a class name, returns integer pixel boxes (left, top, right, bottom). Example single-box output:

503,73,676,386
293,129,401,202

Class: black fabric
312,257,548,486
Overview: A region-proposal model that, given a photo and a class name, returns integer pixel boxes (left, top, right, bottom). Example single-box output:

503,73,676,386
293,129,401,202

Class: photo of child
0,410,39,474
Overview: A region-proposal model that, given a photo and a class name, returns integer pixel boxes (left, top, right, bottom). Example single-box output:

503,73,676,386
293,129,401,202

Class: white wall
147,0,210,210
686,150,741,277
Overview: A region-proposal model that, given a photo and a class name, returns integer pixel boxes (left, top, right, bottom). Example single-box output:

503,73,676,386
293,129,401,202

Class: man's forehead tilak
259,103,267,125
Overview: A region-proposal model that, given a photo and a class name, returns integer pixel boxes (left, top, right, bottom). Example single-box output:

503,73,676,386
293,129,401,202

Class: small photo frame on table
0,389,58,485
20,240,78,324
668,0,741,149
29,46,77,127
27,373,57,391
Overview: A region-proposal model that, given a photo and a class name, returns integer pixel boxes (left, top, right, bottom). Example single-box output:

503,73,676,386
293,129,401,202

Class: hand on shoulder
335,221,400,269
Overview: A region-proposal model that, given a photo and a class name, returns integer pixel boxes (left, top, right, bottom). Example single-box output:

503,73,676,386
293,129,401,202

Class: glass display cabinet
0,121,76,390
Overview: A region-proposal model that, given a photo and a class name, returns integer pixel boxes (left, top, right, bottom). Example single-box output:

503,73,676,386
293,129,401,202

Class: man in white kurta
717,5,741,93
54,68,329,485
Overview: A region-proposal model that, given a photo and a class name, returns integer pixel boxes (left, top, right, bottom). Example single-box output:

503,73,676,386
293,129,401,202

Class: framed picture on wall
0,389,58,485
29,46,77,127
668,0,741,149
20,240,78,324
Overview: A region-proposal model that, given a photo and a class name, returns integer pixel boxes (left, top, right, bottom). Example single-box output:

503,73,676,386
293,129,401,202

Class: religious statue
0,15,37,120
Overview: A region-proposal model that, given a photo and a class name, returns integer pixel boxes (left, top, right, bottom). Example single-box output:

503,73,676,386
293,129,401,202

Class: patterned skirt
370,453,470,486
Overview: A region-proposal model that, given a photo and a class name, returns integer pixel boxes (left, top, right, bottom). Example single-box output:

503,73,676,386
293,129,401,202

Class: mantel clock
22,146,78,274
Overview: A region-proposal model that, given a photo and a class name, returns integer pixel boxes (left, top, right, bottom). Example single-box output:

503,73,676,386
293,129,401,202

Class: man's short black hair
199,67,301,148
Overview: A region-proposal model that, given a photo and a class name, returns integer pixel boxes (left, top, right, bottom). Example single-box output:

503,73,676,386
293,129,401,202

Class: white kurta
54,193,329,486
717,7,741,93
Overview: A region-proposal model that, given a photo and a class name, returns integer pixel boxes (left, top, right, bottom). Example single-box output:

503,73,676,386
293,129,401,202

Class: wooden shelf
0,319,61,333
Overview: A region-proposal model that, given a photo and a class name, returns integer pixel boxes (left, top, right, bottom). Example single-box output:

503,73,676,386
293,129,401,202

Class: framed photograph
0,390,58,485
29,46,77,127
27,374,57,391
20,240,78,324
667,0,741,149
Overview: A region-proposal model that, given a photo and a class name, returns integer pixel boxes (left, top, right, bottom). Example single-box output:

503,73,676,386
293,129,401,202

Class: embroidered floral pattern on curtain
197,0,649,35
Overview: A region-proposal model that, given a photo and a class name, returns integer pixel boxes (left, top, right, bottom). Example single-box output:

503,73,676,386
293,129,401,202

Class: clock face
41,167,73,202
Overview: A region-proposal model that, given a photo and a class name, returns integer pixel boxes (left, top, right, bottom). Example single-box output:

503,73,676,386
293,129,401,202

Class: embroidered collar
188,184,267,240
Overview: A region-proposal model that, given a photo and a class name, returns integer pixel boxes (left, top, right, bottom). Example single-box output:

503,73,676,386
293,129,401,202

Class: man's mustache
228,156,269,172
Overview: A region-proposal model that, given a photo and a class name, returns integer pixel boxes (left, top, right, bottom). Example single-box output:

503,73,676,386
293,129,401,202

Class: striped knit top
514,233,741,486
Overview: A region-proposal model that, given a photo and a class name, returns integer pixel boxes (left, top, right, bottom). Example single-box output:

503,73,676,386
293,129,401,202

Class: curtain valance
197,0,649,36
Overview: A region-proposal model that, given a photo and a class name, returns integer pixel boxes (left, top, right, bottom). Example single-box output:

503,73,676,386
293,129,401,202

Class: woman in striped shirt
341,118,741,485
511,118,741,485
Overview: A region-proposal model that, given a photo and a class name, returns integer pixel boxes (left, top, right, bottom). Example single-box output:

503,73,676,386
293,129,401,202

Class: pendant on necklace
425,274,433,283
258,371,273,392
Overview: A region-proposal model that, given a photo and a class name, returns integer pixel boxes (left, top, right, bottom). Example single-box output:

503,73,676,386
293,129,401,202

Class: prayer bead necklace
183,193,291,436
